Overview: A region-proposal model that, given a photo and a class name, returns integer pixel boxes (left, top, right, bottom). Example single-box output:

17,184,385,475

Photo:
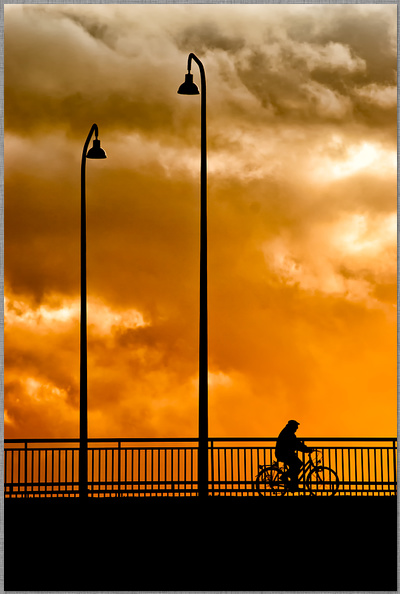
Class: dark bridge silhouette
5,436,397,591
5,436,397,497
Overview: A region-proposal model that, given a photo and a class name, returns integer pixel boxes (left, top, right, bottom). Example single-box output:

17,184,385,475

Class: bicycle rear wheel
306,466,339,496
255,467,287,496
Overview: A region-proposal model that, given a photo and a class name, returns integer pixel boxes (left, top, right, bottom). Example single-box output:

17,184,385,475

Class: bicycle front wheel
306,466,339,496
255,467,287,496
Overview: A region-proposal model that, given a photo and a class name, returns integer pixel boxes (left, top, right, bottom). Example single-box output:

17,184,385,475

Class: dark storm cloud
173,5,396,132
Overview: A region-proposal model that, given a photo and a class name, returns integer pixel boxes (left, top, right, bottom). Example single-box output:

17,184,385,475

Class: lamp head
87,138,107,159
177,72,199,95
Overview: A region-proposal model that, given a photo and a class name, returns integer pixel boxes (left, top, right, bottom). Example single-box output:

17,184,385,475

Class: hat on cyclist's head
287,419,300,427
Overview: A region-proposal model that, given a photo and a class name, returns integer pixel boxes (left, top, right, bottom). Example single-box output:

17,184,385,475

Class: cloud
354,83,397,109
4,4,397,439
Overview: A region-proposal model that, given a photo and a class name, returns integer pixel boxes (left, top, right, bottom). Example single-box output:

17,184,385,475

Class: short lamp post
178,54,209,498
79,123,107,501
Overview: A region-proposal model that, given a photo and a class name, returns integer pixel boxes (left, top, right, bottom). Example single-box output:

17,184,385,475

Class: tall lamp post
178,54,208,498
79,123,107,500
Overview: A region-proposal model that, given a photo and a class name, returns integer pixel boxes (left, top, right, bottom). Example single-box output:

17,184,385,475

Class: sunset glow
4,4,397,440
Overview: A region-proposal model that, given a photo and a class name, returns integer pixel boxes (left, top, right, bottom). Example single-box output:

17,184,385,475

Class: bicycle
254,450,340,496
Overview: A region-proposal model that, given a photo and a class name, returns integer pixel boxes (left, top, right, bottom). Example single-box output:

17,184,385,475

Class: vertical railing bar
11,449,15,495
360,447,364,492
99,448,107,496
223,448,226,494
152,447,155,495
191,448,195,489
16,450,20,496
386,447,390,493
99,448,103,495
354,447,358,494
15,449,19,496
111,446,114,495
99,448,107,494
157,448,161,494
163,447,166,495
180,448,183,494
334,447,337,479
347,448,351,494
73,446,76,495
46,449,49,495
23,446,27,496
68,449,71,494
182,448,186,494
46,449,48,495
30,449,33,495
250,447,255,496
5,451,9,495
218,446,221,495
243,447,247,496
177,447,180,494
24,443,28,497
236,447,240,495
210,440,214,496
230,448,233,493
385,447,390,495
51,449,54,496
106,448,109,495
99,448,102,495
170,448,173,494
65,448,72,497
32,449,35,495
368,448,372,492
238,447,241,494
118,441,121,497
132,449,135,495
18,449,22,496
4,451,7,495
102,448,105,495
184,448,188,494
144,448,148,493
46,448,53,493
124,447,128,495
38,448,42,494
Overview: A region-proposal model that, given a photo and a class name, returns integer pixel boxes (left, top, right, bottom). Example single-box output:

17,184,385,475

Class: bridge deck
5,495,396,591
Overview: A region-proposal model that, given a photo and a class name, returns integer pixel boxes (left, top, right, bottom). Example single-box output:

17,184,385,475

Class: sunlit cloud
263,211,396,308
310,138,397,183
332,212,397,259
5,295,148,335
354,83,397,109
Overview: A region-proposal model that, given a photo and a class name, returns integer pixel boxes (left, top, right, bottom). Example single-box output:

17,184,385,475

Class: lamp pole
178,54,208,498
79,124,107,501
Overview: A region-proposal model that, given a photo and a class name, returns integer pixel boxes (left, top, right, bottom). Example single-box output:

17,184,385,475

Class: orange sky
4,4,397,440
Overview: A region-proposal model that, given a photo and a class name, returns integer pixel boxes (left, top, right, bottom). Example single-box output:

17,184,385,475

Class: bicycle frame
290,451,322,486
258,450,324,491
254,448,340,496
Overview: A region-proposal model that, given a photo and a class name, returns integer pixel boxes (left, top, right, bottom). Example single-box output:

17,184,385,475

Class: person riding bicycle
275,420,313,491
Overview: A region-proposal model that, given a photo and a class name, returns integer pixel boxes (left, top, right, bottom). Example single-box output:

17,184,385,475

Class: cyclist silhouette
275,420,313,491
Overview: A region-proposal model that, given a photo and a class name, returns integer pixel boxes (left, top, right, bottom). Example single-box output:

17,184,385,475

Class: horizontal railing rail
4,437,397,498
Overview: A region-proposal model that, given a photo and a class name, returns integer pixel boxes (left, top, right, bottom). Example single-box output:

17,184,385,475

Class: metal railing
4,437,397,498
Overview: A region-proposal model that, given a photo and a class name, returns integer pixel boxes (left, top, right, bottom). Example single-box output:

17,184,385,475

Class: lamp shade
177,73,199,95
87,138,107,159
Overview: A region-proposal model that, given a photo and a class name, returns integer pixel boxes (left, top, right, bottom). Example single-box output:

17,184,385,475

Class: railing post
118,440,121,497
24,441,28,499
210,439,214,496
